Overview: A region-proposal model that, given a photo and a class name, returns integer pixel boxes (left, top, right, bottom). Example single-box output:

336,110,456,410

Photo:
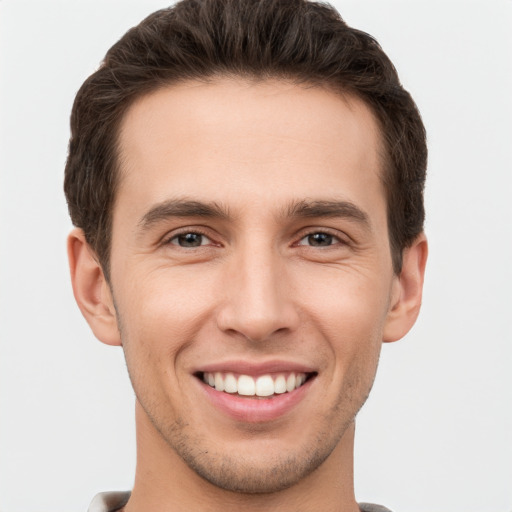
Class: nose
216,242,300,343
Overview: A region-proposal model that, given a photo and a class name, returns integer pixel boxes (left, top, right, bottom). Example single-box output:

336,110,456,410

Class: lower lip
198,377,314,423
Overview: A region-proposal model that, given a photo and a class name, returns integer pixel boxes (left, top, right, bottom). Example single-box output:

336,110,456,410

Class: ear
67,228,121,346
383,233,428,343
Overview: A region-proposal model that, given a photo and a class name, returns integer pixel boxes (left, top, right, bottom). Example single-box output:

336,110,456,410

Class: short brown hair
64,0,427,278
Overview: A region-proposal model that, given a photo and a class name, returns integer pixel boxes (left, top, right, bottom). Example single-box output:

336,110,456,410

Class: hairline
100,74,398,282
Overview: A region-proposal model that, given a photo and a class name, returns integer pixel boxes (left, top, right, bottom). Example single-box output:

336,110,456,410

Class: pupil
179,233,202,247
309,233,332,246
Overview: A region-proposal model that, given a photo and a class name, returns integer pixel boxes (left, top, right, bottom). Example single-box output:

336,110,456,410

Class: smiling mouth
198,371,316,398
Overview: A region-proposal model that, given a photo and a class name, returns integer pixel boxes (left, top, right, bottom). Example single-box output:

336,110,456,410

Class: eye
169,232,212,247
297,232,340,247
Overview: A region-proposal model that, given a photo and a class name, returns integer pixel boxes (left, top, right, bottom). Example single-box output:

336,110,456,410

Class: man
64,0,427,510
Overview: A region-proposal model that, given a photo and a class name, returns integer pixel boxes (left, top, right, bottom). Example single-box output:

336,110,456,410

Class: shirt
87,491,393,511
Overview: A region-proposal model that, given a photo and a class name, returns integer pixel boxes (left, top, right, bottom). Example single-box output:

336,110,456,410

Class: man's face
109,79,399,492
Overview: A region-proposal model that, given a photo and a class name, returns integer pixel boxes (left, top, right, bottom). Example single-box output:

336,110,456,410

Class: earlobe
67,228,121,346
383,233,428,343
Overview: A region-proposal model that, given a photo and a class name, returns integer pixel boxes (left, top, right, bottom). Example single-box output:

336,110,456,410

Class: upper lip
194,360,317,377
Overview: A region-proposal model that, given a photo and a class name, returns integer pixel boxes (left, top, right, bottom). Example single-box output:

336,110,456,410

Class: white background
1,1,511,511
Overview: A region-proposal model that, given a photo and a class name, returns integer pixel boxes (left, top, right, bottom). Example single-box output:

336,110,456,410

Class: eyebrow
138,199,231,230
285,199,371,229
138,197,371,231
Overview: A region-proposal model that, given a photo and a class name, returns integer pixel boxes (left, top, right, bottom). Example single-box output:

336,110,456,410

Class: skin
68,79,427,511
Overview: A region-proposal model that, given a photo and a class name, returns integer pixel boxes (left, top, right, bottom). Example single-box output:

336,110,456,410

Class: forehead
115,78,385,218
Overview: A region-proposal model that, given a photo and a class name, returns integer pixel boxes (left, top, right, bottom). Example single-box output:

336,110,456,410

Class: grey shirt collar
87,491,393,512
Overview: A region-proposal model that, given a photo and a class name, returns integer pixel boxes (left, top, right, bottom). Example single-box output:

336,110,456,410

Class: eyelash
295,229,346,248
162,228,215,248
163,228,347,249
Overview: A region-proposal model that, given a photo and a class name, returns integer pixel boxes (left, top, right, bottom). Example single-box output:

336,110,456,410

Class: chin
154,411,353,495
177,441,334,494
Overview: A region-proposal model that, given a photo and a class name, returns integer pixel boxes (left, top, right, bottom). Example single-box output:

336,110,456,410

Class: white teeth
214,372,225,391
286,373,296,392
224,373,238,393
237,375,256,396
203,371,309,397
274,375,287,394
255,375,274,397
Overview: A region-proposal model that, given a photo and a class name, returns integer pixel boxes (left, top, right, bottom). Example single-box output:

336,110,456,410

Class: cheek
295,266,391,386
300,267,392,336
113,268,221,391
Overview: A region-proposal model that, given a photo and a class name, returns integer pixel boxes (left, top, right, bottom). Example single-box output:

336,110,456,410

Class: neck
124,401,359,512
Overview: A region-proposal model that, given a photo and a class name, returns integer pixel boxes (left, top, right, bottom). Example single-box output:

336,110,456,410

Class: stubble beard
116,305,380,496
135,375,373,496
143,401,352,495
